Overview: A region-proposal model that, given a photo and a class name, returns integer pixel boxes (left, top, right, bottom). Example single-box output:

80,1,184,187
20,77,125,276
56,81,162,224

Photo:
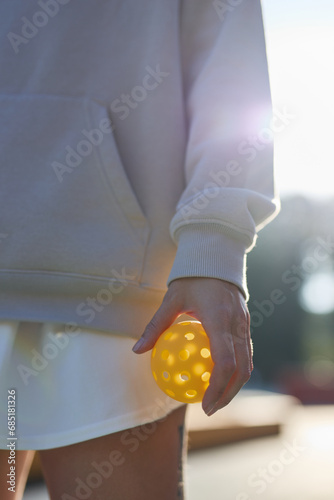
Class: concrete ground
23,405,334,500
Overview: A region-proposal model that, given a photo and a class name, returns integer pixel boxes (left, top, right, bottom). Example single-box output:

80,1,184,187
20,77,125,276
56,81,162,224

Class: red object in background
276,366,334,404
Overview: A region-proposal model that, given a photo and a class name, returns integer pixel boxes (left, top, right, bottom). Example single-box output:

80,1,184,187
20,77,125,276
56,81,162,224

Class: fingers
132,277,253,418
132,288,181,354
201,300,252,416
206,333,252,415
201,329,236,414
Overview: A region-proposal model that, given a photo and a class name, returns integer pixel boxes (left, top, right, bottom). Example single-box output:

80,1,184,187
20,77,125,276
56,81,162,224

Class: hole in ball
163,371,170,380
185,333,195,340
186,390,197,398
193,363,205,375
201,371,211,382
161,350,170,361
180,372,190,381
200,348,211,359
166,389,175,397
179,349,190,361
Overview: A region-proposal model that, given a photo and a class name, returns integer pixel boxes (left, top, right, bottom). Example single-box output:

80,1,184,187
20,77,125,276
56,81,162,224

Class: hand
132,277,252,416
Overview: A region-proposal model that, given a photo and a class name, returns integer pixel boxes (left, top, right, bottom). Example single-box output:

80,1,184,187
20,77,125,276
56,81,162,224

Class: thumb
132,293,181,354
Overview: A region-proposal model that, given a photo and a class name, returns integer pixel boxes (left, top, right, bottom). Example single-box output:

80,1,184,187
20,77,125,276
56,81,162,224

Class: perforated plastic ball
151,320,214,404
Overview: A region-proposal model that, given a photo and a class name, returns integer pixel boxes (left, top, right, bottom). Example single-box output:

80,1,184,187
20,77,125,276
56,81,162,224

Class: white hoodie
0,0,279,338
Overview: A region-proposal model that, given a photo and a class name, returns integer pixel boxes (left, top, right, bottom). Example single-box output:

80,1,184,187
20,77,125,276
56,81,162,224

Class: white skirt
0,321,183,450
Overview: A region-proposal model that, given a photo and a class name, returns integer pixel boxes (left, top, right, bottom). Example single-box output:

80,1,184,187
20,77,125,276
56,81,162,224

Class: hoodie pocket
0,94,150,283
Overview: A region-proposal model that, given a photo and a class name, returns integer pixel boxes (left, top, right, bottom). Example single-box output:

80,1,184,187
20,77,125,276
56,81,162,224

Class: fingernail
207,406,218,417
132,338,146,353
204,402,217,416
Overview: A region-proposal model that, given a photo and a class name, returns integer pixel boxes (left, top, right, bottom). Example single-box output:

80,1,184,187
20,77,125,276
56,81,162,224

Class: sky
262,0,334,199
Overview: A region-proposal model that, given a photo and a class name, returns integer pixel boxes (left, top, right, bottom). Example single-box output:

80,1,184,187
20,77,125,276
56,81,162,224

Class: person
0,0,279,498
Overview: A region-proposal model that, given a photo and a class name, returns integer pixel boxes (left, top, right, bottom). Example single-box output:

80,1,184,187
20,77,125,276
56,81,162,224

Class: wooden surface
187,389,299,449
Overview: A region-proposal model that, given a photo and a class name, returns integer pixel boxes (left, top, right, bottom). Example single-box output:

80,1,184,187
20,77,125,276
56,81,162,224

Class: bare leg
0,449,35,500
39,404,187,500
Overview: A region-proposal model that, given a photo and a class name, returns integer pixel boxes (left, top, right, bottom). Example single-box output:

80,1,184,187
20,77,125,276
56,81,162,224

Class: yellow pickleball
151,320,214,404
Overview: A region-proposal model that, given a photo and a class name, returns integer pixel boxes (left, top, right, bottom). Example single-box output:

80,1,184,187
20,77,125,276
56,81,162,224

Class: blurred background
249,0,334,404
23,0,334,499
190,2,334,498
189,1,334,498
187,2,334,498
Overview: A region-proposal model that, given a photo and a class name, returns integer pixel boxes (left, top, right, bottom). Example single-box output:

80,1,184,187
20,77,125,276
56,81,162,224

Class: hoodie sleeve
167,0,280,299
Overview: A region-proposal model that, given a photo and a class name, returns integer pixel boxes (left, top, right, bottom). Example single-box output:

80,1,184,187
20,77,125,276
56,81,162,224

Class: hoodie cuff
167,223,250,300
